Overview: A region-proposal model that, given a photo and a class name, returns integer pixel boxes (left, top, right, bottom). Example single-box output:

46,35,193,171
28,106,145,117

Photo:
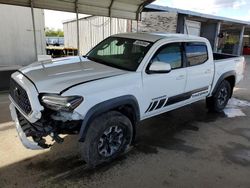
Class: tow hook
32,133,64,149
50,132,64,144
33,136,52,149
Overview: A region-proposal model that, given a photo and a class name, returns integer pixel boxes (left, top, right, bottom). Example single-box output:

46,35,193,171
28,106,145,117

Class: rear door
184,42,214,100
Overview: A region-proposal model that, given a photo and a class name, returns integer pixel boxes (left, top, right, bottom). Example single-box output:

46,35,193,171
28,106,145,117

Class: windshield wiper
82,55,89,59
83,55,132,71
86,56,102,63
82,55,96,62
84,55,111,67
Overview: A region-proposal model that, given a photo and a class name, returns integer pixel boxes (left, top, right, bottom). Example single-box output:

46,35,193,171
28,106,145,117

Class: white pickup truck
9,33,245,166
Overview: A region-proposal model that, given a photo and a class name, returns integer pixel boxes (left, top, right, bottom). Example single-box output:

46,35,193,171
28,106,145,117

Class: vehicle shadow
0,101,224,187
135,101,224,154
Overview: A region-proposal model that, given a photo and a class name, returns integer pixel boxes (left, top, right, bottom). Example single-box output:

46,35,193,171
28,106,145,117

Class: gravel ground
0,57,250,188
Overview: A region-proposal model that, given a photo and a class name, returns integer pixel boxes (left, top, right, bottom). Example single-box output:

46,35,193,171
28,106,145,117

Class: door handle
176,75,185,80
205,69,212,74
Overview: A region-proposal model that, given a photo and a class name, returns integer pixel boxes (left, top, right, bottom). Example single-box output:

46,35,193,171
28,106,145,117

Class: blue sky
45,0,250,29
153,0,250,21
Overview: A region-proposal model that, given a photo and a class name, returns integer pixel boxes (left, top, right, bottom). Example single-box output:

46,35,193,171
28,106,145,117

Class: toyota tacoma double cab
9,33,245,166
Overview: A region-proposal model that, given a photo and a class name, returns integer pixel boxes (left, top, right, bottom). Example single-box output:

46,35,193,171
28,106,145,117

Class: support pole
136,11,140,32
136,1,152,33
75,0,80,55
110,16,112,35
30,0,38,61
214,22,221,52
136,18,139,32
109,0,114,36
238,25,245,55
102,17,105,39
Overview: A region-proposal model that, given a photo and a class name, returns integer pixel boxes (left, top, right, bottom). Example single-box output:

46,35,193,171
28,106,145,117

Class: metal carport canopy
0,0,154,20
0,0,155,59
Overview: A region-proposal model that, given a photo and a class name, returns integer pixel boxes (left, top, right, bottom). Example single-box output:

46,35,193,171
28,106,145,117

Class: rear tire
80,111,133,167
206,80,231,112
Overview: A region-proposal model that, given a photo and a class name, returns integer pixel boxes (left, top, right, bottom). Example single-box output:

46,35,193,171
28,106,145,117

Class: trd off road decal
145,87,209,113
145,97,167,113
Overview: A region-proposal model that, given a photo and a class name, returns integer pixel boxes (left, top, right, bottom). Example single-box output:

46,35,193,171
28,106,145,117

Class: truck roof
113,32,204,42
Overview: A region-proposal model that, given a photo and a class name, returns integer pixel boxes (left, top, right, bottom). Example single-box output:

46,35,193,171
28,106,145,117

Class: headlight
41,94,83,111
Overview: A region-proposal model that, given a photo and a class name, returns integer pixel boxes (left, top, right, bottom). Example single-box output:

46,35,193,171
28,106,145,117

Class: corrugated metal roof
146,4,250,25
0,0,155,20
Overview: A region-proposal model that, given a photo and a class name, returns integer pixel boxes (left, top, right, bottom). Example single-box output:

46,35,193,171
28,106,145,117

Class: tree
45,27,64,37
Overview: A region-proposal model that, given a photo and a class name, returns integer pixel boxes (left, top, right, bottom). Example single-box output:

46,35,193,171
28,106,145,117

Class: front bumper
9,103,44,150
10,72,44,123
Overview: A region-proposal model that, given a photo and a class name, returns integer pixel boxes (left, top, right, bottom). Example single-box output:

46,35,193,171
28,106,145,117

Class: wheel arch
79,95,140,142
212,71,236,97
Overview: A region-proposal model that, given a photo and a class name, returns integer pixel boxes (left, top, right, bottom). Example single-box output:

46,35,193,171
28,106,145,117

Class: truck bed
213,53,238,61
212,53,245,90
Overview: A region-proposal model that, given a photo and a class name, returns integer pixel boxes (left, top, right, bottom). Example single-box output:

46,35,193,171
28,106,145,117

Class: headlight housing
41,94,83,111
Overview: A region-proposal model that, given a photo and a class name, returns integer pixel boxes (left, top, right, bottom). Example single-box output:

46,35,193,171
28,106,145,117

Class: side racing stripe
145,86,209,113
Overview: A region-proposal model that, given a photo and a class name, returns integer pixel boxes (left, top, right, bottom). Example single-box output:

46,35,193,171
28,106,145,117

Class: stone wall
132,12,178,33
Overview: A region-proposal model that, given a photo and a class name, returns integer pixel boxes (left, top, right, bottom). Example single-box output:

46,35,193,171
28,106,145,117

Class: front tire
206,80,231,112
80,111,133,167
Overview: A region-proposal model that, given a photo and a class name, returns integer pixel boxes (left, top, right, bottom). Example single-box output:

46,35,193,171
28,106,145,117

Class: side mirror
147,61,171,74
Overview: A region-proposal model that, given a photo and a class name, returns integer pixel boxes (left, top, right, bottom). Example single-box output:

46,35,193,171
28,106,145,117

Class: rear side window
151,43,182,69
185,42,208,66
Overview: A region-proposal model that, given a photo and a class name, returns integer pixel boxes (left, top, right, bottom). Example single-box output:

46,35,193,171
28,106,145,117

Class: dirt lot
1,57,250,188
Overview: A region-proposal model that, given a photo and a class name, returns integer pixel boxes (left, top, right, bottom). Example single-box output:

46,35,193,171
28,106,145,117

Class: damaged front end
9,75,84,150
16,108,83,149
10,92,84,149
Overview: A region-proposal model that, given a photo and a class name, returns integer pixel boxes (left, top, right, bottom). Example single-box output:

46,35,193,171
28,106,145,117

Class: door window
151,43,183,69
185,42,208,66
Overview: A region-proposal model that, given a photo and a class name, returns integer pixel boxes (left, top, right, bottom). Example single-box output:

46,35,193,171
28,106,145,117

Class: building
63,16,128,55
0,4,46,90
0,4,46,68
143,5,250,55
64,5,250,56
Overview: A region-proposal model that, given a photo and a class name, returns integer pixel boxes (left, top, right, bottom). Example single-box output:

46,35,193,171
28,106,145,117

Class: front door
142,42,187,118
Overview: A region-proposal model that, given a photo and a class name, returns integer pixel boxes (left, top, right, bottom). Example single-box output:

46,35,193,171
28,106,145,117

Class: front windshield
86,37,153,71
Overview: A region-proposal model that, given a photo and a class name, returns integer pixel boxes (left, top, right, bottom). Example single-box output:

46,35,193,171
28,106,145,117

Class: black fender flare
79,95,140,142
212,70,236,95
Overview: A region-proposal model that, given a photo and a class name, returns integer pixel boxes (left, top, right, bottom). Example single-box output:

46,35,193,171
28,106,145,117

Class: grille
16,110,46,137
10,78,32,114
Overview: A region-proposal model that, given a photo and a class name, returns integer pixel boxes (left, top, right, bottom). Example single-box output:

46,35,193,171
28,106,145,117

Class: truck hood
19,56,127,93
